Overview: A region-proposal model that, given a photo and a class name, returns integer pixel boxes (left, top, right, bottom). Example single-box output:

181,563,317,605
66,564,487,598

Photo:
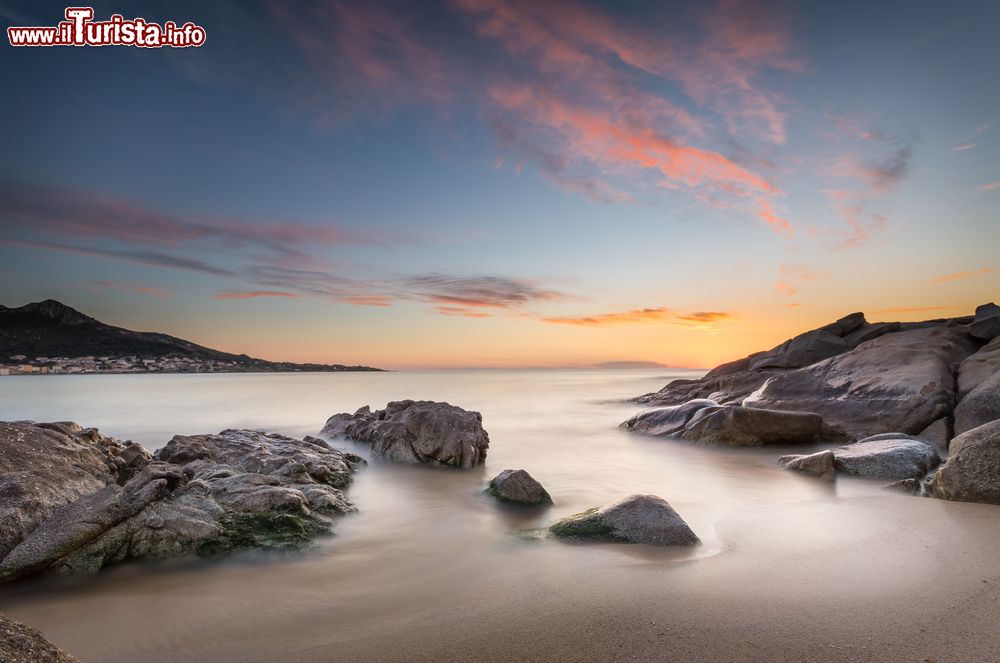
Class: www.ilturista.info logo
7,7,206,48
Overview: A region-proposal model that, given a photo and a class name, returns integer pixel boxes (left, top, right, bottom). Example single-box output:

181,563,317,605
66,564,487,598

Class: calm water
0,369,988,662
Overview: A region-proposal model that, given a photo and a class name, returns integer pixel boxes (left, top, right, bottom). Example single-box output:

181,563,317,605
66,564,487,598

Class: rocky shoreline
624,303,1000,499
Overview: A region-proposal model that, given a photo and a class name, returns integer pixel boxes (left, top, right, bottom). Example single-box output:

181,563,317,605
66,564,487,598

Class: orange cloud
213,290,301,300
430,306,492,318
542,307,735,328
928,268,994,284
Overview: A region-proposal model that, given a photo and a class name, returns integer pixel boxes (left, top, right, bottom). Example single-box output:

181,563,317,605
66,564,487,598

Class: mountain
0,299,381,372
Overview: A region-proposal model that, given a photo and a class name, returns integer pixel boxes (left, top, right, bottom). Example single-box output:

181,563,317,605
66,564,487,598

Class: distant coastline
1,299,382,375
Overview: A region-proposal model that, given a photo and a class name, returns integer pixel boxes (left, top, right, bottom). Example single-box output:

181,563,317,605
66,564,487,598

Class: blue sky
1,0,998,368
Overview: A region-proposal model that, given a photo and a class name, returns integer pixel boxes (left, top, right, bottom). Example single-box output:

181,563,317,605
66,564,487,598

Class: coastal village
0,355,249,375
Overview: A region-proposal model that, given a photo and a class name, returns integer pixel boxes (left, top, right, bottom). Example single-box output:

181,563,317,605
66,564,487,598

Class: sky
1,0,998,369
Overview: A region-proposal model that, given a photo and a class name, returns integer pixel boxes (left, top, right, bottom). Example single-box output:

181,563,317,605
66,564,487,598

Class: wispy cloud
213,290,302,300
928,267,994,284
953,143,976,152
88,281,172,299
774,262,826,296
977,181,1000,192
541,307,735,330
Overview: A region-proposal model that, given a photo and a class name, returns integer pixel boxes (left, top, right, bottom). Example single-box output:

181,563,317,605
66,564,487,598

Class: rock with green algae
0,424,364,583
549,494,699,546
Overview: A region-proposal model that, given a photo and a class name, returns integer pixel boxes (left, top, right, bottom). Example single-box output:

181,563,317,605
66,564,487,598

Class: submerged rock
549,495,699,546
0,423,362,583
932,419,1000,504
831,434,940,481
0,614,78,663
778,450,835,480
485,469,552,506
883,478,923,495
321,400,489,468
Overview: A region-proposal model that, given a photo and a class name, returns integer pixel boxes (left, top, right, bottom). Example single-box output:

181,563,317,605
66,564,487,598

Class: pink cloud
213,290,302,300
978,181,1000,192
774,262,826,296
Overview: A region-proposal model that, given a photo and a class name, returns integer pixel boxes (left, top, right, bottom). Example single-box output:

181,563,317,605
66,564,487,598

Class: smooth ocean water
1,369,992,662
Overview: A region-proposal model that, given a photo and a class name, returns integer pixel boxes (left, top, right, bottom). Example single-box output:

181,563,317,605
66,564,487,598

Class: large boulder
0,423,362,583
679,405,828,446
932,419,1000,504
321,401,489,468
485,469,552,506
970,302,1000,340
743,326,977,439
778,450,835,480
955,372,1000,436
549,495,698,546
830,434,940,481
0,614,78,663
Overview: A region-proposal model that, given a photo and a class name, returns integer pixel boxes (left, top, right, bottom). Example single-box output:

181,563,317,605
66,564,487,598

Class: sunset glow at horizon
1,0,998,370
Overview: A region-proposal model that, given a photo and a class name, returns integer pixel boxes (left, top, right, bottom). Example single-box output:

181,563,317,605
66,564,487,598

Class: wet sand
4,494,1000,662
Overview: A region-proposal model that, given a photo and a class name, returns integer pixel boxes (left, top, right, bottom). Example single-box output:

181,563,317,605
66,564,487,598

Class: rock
549,495,698,546
321,400,489,468
820,311,867,336
954,371,1000,436
0,614,78,663
744,326,978,439
620,399,719,436
778,450,835,480
917,417,952,456
831,434,940,481
0,421,146,561
882,478,922,495
970,302,1000,340
749,329,848,371
932,419,1000,504
703,353,763,379
485,469,552,506
679,405,829,447
844,321,901,349
957,335,1000,398
0,424,362,583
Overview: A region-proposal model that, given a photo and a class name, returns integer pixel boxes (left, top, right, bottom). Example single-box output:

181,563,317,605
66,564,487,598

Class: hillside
0,299,381,372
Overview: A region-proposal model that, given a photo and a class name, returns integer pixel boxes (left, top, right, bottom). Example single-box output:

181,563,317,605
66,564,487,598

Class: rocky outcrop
778,450,835,480
744,326,977,439
624,401,832,446
549,495,698,546
932,420,1000,504
970,302,1000,340
321,400,489,468
634,313,911,407
0,423,363,583
485,469,552,506
0,614,78,663
0,421,150,561
830,434,940,481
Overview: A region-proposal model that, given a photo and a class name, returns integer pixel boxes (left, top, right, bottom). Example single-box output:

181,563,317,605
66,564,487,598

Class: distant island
0,299,382,375
591,361,671,369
